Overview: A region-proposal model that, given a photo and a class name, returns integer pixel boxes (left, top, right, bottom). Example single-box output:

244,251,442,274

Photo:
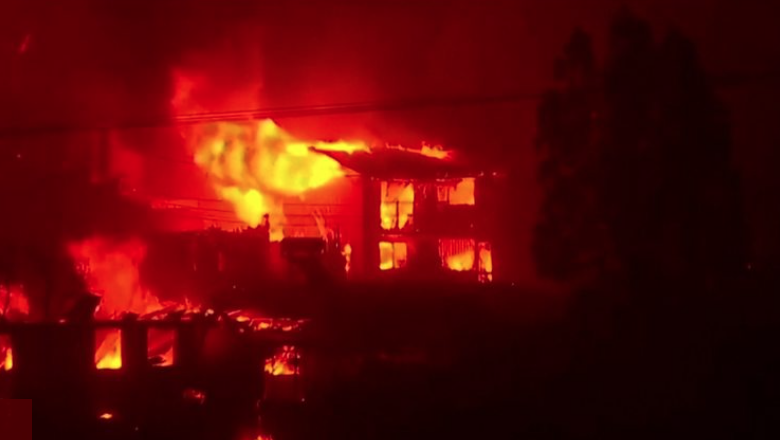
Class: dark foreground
18,277,780,440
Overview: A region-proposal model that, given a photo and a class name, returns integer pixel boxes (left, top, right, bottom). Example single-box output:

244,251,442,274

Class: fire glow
0,335,12,372
264,345,300,376
188,119,368,240
380,182,414,231
68,237,164,369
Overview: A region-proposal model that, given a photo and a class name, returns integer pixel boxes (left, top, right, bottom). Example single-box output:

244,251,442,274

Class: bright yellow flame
380,182,414,230
95,329,122,370
446,250,476,272
379,241,408,271
99,412,114,420
264,345,300,376
188,119,368,240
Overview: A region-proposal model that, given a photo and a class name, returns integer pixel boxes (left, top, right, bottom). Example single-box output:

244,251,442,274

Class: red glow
0,335,12,372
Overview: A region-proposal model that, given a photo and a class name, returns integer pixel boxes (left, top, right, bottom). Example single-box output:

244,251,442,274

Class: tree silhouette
533,29,609,282
534,10,747,288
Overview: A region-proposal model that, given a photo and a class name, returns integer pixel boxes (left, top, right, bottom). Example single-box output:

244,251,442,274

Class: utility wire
0,91,542,139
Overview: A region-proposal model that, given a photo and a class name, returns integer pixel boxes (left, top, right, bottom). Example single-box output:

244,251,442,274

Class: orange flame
439,178,475,206
68,237,164,369
380,182,414,230
379,241,408,271
95,329,122,370
0,335,12,372
264,345,300,376
183,118,367,240
446,250,476,272
419,143,452,160
478,244,493,282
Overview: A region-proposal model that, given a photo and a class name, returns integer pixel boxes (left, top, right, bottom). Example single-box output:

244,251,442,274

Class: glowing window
437,178,475,206
439,239,476,272
477,242,493,283
147,328,176,367
379,241,408,270
95,328,122,370
380,181,414,230
0,335,12,372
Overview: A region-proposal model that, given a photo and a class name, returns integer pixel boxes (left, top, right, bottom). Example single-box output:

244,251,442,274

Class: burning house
148,118,501,286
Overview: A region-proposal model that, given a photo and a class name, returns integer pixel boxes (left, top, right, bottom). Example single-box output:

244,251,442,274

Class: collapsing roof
313,147,482,180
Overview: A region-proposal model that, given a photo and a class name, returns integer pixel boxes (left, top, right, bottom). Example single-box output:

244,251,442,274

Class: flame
478,244,493,282
446,250,476,272
380,182,414,230
95,329,122,370
185,119,367,240
98,412,114,420
0,336,12,372
379,241,407,271
68,237,164,369
264,345,300,376
439,178,475,206
342,243,352,273
420,143,451,160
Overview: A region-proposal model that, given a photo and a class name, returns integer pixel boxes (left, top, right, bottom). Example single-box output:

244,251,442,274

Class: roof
314,148,481,180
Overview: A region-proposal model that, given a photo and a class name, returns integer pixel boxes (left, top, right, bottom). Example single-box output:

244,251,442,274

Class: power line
0,91,542,139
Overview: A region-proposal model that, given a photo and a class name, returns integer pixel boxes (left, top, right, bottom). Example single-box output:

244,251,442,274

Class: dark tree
534,10,747,288
533,29,609,282
654,29,747,283
599,9,661,284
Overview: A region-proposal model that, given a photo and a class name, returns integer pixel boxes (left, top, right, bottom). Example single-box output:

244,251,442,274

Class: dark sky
1,0,778,280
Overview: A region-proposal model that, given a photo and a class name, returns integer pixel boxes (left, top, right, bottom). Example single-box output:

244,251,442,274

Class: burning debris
264,345,301,376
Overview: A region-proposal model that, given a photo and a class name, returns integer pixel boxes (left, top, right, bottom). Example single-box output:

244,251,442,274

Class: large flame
188,119,368,240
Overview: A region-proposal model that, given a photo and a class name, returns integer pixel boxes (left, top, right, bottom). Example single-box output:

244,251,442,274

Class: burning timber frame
317,148,500,281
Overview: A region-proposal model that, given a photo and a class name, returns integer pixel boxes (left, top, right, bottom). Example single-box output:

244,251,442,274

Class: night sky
0,0,778,281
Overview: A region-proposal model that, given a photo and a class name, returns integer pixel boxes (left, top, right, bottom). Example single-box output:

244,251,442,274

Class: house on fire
298,147,500,282
149,147,502,286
